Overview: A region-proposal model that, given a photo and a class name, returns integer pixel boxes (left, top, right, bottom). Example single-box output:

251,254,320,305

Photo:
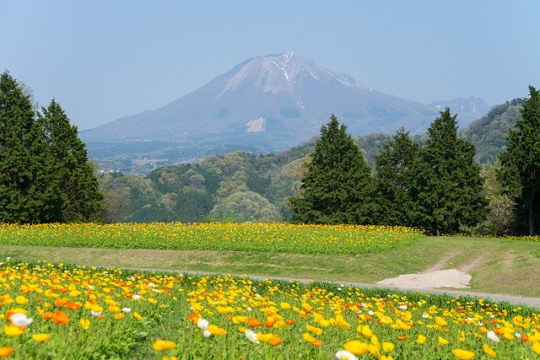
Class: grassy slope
1,236,539,297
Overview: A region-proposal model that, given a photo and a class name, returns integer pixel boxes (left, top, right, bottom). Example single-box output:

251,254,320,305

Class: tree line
0,72,103,223
1,70,538,236
291,86,540,235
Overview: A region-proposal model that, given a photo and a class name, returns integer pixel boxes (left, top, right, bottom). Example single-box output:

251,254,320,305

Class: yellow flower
134,312,143,321
280,302,291,310
32,333,51,342
152,339,176,352
532,342,540,356
4,324,23,337
207,324,227,336
257,332,274,343
382,342,394,353
438,336,449,346
15,296,28,305
435,316,448,327
80,318,90,330
343,340,369,355
358,324,373,339
306,324,323,336
451,348,475,360
482,343,496,358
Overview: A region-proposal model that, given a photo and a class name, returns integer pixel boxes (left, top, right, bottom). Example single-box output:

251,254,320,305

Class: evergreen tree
413,108,487,235
38,99,104,222
0,72,63,223
290,115,376,224
498,85,540,235
375,128,420,226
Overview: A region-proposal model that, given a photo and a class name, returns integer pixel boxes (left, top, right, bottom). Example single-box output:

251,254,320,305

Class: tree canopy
290,115,376,224
498,85,540,235
0,71,103,224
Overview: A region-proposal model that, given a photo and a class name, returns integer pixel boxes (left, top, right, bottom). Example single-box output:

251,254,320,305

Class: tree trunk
529,205,535,236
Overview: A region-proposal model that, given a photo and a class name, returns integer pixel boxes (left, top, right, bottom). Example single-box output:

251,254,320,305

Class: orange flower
286,319,295,325
41,312,54,320
397,336,409,341
0,347,13,358
54,298,69,307
269,335,283,346
52,310,69,325
66,302,82,310
247,318,261,327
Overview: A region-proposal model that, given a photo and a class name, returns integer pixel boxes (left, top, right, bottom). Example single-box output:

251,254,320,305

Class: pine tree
498,85,540,235
0,72,63,223
413,108,487,235
290,115,376,224
375,128,420,226
39,99,104,222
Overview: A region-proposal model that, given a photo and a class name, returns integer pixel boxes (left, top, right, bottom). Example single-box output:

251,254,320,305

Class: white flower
132,294,141,300
338,287,342,291
368,310,375,316
361,303,368,308
336,350,358,360
487,330,500,342
10,313,32,327
91,310,102,317
478,321,484,326
148,282,155,288
399,305,408,310
422,313,429,319
245,329,260,344
197,318,209,330
515,331,521,339
130,276,136,281
246,307,252,312
122,307,132,313
203,329,212,337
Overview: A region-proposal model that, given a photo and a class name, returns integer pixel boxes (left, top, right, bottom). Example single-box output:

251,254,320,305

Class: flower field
0,260,538,359
0,223,423,255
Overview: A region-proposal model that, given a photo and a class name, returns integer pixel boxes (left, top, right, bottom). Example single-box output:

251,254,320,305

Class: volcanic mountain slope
83,53,486,146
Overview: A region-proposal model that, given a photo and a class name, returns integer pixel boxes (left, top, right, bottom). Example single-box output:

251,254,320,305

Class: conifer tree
375,128,419,226
39,99,104,222
498,85,540,235
0,72,63,223
290,115,376,224
413,108,487,235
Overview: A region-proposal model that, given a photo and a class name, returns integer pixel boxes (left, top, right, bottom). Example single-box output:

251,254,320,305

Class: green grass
1,235,539,298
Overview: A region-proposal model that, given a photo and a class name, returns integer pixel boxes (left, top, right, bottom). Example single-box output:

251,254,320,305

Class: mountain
430,97,491,127
81,52,489,171
462,98,524,163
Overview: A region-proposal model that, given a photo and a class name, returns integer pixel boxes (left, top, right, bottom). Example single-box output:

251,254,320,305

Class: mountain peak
220,52,362,96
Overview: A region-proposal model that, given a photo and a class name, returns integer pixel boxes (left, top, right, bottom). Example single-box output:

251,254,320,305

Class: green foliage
0,72,63,223
39,99,103,222
462,99,524,163
413,109,487,235
498,86,540,235
290,115,377,224
210,191,282,223
375,128,420,227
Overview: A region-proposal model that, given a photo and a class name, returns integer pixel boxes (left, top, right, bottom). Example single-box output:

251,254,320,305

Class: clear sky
1,0,539,130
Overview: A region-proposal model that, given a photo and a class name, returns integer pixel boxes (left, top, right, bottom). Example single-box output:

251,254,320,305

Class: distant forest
99,99,524,229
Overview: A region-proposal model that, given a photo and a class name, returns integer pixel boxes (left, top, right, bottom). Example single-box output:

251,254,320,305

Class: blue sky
1,0,539,130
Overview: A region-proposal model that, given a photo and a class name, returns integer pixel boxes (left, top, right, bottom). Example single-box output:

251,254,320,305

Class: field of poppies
0,223,539,358
0,223,423,255
0,260,537,359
